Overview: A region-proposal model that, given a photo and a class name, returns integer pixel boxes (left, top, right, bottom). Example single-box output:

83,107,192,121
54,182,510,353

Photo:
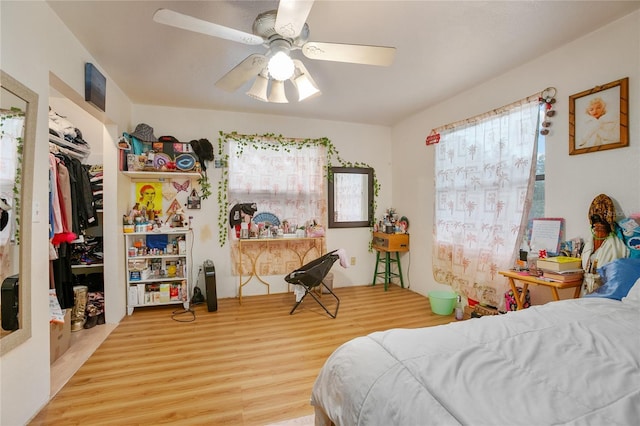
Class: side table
499,270,582,310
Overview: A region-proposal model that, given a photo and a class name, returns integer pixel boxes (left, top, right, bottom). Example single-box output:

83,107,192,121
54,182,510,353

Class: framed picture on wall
569,77,628,155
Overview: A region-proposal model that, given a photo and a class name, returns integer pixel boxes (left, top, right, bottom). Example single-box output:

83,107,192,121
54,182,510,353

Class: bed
311,259,640,426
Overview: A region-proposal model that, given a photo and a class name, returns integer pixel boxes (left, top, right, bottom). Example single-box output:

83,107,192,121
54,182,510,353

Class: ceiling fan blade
302,42,396,67
275,0,314,38
215,54,268,92
153,8,264,45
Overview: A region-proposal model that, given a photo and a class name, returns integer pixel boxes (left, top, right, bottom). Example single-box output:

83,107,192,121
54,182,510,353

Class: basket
428,291,457,315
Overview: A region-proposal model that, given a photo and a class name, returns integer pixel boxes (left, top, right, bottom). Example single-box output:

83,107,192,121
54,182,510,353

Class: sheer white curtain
227,137,327,229
433,96,540,308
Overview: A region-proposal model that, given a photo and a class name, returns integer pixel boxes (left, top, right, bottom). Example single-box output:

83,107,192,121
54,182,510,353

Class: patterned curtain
432,96,540,308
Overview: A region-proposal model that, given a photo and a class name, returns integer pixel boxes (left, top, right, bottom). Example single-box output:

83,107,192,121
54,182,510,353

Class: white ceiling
47,1,640,126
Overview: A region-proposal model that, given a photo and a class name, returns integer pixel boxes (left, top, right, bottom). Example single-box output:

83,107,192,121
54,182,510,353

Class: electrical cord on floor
171,306,196,322
170,227,198,322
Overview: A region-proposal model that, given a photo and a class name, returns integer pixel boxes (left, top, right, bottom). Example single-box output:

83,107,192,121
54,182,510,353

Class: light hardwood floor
50,322,117,396
31,284,455,425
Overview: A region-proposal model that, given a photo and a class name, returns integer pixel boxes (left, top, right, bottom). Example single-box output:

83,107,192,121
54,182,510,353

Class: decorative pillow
584,258,640,300
622,277,640,306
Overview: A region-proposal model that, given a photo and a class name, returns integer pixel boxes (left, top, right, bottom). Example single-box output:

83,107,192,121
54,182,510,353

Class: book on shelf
536,256,582,272
137,284,146,305
159,283,170,303
542,270,584,282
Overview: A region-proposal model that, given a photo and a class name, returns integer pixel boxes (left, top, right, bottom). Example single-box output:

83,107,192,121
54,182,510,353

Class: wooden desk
499,270,582,310
372,232,409,290
236,237,323,303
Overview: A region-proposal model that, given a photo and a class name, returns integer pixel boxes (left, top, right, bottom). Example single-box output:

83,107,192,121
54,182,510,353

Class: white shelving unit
124,229,191,315
121,170,201,180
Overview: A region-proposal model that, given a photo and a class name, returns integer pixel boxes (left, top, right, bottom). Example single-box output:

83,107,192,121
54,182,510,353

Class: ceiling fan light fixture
246,73,269,102
267,51,295,81
293,73,320,101
268,80,288,103
291,59,321,101
267,39,295,81
155,6,398,101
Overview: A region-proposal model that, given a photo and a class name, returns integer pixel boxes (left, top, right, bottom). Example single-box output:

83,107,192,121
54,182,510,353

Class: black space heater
203,260,217,312
1,274,19,331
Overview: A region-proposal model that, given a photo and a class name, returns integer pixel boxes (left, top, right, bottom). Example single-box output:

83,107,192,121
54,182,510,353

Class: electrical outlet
350,256,356,266
32,201,40,223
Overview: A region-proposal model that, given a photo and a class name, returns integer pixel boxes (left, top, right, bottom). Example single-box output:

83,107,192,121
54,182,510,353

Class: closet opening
48,73,118,397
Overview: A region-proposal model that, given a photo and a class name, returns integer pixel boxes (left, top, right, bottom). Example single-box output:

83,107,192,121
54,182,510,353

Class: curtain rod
432,88,552,133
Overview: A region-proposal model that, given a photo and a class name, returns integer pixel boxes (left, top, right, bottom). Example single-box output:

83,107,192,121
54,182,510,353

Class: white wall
392,10,640,304
1,2,132,425
2,1,638,424
131,105,392,299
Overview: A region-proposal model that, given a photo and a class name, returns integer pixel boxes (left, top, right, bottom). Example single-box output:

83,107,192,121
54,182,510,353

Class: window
227,137,327,229
529,133,545,221
432,95,541,308
328,167,374,228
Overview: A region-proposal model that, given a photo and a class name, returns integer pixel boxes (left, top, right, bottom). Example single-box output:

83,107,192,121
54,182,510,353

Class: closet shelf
71,263,104,269
49,134,90,159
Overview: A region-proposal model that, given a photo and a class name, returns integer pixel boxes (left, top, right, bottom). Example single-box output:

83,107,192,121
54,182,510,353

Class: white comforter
311,297,640,426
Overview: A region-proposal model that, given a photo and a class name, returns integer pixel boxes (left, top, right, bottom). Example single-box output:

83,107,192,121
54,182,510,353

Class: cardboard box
50,310,71,364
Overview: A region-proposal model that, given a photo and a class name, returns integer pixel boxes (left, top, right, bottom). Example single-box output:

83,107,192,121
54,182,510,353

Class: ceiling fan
152,0,396,103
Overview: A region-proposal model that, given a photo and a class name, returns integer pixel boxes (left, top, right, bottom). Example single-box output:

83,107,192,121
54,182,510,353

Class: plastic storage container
428,291,457,315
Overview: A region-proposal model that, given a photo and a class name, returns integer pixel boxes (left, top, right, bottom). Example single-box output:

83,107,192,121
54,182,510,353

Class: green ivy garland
215,131,380,247
0,108,25,244
197,174,212,200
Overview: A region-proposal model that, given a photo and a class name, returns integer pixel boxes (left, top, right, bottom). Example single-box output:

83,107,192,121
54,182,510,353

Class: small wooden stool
372,250,404,290
371,232,410,291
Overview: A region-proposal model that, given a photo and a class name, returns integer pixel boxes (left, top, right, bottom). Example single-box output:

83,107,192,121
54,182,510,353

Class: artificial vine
197,174,212,200
215,131,380,247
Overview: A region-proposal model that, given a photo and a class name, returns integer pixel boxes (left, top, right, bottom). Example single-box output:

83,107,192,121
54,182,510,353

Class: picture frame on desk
527,217,564,256
569,77,629,155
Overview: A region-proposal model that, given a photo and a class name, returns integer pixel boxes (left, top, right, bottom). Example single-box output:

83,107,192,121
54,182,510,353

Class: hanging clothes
48,113,96,310
51,242,75,309
67,157,97,233
50,153,76,245
49,153,64,238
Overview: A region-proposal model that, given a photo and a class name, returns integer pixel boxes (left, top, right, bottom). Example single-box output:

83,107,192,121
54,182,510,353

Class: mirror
328,167,374,228
1,70,37,355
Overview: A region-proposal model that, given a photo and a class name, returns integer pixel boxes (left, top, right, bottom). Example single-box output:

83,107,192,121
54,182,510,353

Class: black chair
285,250,340,318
